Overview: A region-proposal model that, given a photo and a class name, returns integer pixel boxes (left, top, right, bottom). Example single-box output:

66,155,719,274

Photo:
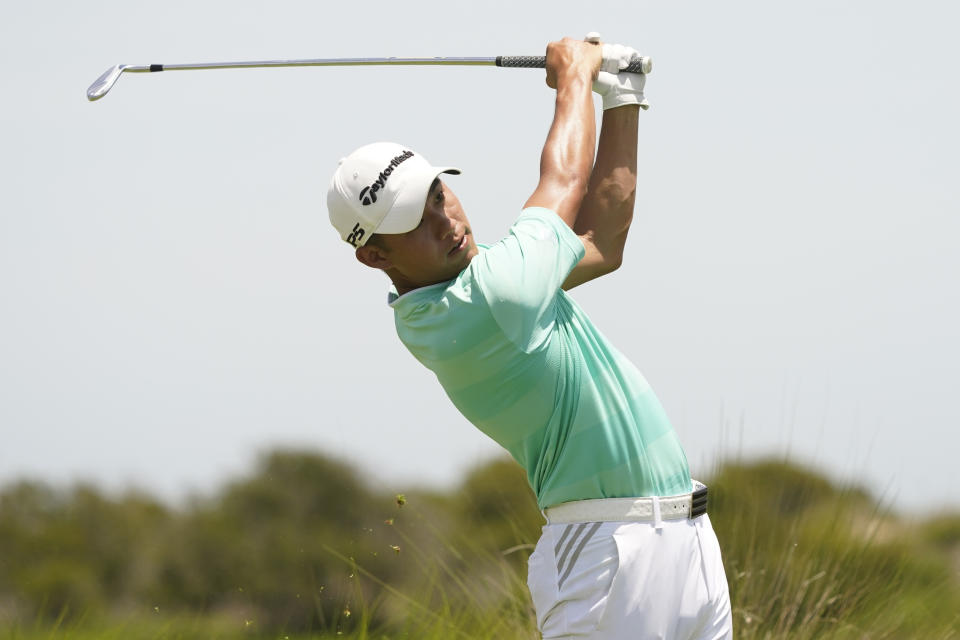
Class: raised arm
562,105,640,290
524,38,602,226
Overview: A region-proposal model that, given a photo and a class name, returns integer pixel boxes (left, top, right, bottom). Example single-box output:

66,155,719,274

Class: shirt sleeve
471,207,585,352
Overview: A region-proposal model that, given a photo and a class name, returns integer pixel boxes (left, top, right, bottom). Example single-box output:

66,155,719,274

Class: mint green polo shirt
388,207,692,508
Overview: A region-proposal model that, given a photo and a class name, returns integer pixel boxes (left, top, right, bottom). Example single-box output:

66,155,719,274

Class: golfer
327,36,732,640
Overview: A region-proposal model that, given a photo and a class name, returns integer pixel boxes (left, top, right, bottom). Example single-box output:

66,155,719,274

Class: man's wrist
555,63,598,86
555,73,596,104
601,103,641,119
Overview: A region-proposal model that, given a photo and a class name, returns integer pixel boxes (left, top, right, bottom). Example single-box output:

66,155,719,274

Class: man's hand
585,34,650,111
544,37,602,89
594,71,649,111
597,42,641,74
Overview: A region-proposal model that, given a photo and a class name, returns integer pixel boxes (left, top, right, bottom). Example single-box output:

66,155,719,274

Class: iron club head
87,65,127,101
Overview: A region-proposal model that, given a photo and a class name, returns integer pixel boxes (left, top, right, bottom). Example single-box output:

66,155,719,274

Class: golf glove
593,70,649,111
583,35,650,111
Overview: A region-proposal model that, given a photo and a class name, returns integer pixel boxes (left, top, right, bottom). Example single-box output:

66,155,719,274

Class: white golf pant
527,513,732,639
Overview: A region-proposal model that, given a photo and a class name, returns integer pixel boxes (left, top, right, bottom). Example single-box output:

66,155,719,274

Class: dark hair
365,233,386,249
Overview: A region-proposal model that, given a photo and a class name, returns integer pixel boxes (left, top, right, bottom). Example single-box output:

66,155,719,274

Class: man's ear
355,243,393,270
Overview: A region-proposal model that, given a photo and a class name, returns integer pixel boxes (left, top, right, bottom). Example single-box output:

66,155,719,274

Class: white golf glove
594,70,649,111
584,33,650,111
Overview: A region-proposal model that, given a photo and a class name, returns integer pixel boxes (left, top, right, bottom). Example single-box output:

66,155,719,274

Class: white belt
544,481,708,525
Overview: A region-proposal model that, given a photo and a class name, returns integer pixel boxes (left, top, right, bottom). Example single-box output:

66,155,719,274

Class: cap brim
375,166,460,235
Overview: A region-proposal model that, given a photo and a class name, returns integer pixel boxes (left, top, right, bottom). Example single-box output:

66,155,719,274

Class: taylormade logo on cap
358,150,415,206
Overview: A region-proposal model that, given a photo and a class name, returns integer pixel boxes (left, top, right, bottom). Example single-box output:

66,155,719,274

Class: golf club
86,54,653,101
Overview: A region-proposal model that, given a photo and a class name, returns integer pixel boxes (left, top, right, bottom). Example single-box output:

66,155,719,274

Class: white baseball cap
327,142,460,248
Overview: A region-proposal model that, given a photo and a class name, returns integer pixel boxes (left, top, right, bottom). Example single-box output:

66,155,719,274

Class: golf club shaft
87,55,653,101
127,56,651,72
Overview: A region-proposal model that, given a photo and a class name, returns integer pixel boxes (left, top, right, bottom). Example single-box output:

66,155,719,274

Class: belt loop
652,496,663,531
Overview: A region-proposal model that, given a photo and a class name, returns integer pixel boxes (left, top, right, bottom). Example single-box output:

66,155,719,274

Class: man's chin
455,245,479,270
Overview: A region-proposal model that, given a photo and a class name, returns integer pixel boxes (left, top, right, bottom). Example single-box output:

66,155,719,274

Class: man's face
357,178,479,294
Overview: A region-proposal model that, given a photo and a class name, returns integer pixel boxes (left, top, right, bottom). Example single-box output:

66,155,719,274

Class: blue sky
1,0,957,514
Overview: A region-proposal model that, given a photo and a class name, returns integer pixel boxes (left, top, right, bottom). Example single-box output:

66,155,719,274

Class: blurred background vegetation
1,450,958,639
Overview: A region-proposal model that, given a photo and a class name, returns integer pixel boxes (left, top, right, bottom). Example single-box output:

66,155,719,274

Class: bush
1,452,958,638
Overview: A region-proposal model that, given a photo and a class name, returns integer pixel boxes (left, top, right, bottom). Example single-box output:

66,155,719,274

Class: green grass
2,457,958,639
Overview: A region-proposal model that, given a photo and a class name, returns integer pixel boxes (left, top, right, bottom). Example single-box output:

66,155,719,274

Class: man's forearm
576,106,639,250
524,38,600,226
535,75,596,227
562,106,640,289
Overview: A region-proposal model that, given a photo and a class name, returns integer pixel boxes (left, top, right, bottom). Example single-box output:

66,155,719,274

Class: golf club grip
496,55,651,74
